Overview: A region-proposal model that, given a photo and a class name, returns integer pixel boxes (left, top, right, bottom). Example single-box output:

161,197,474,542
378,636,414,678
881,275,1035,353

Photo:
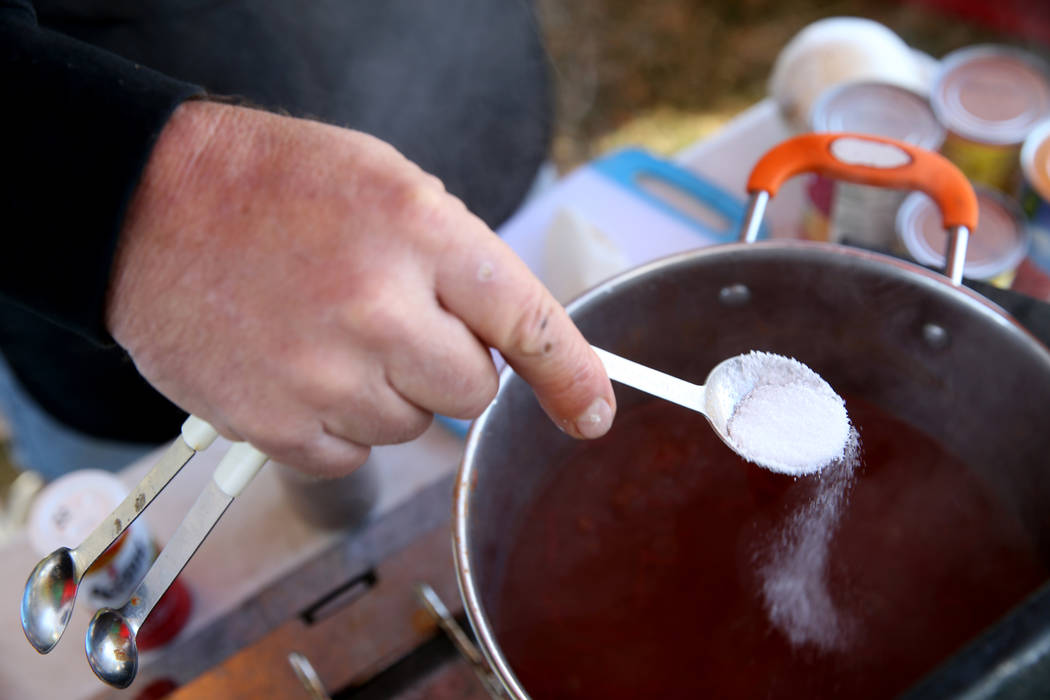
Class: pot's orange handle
747,132,979,231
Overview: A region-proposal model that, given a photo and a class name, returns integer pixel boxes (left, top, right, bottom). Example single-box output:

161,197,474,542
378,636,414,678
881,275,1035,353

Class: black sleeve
0,0,203,345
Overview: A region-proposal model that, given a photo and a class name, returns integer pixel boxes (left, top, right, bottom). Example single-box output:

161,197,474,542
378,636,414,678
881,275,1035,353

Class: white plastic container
769,17,927,132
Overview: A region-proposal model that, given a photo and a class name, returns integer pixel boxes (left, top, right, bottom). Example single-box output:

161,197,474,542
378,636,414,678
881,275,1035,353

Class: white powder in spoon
723,352,851,476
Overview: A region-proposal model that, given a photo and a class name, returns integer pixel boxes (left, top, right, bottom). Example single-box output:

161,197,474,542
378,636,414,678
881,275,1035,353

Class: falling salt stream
719,351,861,650
757,432,861,651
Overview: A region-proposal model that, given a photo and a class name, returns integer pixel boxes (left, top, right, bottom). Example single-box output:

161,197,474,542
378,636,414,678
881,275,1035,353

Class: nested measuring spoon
85,441,268,689
592,346,851,476
20,416,219,654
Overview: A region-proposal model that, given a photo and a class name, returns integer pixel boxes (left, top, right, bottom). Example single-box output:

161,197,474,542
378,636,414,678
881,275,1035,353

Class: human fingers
245,344,435,449
253,425,373,479
372,290,500,420
197,407,373,479
435,222,616,439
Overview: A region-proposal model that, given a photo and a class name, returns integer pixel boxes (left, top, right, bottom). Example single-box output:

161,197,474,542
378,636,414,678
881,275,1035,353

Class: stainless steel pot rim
452,238,1042,700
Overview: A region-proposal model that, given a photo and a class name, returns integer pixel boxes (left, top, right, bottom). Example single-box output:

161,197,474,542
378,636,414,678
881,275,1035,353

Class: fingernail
574,397,613,439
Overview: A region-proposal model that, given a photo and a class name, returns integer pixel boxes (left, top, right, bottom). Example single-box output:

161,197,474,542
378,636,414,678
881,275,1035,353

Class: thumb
437,228,616,438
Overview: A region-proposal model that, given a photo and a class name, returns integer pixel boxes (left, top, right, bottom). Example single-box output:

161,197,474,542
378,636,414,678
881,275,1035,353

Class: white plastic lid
896,188,1030,280
812,81,945,149
931,45,1050,146
27,470,129,556
1021,118,1050,201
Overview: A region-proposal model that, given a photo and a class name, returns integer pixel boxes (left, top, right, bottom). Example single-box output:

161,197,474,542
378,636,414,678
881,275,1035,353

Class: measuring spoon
85,441,268,689
591,346,848,475
20,416,219,654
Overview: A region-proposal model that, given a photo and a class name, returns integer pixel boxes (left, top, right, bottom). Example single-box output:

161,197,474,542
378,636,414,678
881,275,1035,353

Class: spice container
1020,119,1050,282
27,469,193,651
931,45,1050,195
896,186,1030,288
768,17,927,132
802,81,944,249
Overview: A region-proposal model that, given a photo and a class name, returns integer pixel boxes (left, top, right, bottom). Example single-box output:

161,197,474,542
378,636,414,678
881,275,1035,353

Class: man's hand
106,100,615,476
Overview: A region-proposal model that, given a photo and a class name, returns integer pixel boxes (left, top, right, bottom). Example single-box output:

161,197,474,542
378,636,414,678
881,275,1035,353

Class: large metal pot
454,135,1050,698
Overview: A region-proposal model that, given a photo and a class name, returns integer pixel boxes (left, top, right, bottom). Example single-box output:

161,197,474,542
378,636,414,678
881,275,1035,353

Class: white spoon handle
122,442,268,632
591,346,708,416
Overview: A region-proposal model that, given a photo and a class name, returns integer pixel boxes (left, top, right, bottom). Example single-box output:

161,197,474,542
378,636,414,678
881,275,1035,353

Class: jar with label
896,186,1030,289
1018,118,1050,299
27,469,193,651
931,45,1050,195
803,81,945,250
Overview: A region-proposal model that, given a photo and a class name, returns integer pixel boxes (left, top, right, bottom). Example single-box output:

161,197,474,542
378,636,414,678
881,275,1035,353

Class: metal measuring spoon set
20,415,269,688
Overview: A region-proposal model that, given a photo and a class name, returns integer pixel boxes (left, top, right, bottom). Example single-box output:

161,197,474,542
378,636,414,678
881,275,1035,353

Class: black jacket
0,0,551,442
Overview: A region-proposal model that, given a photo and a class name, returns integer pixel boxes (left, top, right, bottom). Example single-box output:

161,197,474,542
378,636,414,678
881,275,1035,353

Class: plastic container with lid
896,186,1030,288
768,17,928,132
1021,119,1050,267
931,45,1050,194
802,81,945,249
27,469,193,651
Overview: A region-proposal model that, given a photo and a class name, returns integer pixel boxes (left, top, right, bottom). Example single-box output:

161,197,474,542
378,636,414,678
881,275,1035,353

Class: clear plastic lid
811,81,945,149
931,45,1050,146
27,469,130,556
896,187,1030,280
1021,118,1050,201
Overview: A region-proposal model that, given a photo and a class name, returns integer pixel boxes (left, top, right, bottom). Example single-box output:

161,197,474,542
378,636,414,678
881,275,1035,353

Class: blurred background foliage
535,0,1044,169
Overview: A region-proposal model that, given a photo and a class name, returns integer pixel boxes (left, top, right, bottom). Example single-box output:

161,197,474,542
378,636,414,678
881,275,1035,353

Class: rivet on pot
922,323,950,350
718,284,751,306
